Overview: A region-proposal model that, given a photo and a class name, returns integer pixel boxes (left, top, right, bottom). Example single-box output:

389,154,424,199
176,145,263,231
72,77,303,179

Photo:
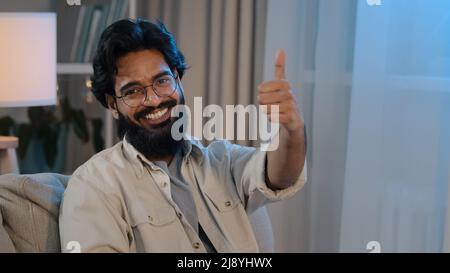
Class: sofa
0,173,274,253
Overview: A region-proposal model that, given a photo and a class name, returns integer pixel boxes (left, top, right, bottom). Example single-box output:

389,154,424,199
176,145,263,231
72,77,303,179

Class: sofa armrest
0,173,69,252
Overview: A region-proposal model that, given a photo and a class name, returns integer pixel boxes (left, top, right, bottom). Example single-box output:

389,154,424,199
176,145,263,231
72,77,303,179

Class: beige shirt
59,136,307,253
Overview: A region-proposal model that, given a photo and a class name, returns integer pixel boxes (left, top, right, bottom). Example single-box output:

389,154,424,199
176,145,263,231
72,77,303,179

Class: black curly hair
91,19,187,108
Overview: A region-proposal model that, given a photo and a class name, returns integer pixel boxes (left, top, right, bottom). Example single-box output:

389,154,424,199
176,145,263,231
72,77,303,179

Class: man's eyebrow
119,70,172,94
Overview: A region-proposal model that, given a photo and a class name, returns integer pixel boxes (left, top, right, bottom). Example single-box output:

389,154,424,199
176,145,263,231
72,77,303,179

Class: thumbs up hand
258,49,304,133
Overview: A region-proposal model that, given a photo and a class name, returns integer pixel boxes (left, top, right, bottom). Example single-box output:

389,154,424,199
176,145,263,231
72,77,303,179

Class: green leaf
28,107,57,131
71,109,89,143
60,97,72,123
0,116,15,135
42,124,59,168
16,124,33,159
91,118,104,152
28,107,45,126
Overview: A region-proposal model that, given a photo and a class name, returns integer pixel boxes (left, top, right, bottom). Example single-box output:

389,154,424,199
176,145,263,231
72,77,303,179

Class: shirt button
193,242,201,249
224,201,232,207
177,212,182,218
162,182,168,188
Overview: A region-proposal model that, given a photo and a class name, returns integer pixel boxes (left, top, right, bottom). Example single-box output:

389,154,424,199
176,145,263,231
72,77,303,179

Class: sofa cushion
0,210,15,252
0,173,69,252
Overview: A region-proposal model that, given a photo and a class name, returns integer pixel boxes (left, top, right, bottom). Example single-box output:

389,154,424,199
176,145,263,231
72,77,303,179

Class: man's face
107,49,184,158
112,49,182,130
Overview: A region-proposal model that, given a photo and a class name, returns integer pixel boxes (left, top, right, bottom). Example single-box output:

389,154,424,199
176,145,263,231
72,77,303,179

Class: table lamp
0,13,56,174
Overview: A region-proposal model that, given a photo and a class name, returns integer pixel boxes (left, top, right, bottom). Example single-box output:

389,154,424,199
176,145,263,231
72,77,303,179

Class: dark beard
117,101,183,160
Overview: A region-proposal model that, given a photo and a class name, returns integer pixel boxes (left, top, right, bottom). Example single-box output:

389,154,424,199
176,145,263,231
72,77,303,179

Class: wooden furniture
0,136,19,174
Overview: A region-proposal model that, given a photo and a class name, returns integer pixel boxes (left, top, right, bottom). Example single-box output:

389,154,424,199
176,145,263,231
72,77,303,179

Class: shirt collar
180,135,204,163
122,134,204,178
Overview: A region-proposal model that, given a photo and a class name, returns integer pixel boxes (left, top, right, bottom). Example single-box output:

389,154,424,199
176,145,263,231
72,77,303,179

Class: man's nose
142,88,163,107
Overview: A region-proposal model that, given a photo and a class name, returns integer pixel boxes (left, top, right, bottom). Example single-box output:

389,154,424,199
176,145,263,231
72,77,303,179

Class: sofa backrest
0,173,69,252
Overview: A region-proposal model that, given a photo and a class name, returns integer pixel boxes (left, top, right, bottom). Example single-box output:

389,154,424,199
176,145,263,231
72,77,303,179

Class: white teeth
145,107,168,120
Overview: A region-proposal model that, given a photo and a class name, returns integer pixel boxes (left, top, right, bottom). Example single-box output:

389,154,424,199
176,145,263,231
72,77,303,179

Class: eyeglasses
114,74,179,107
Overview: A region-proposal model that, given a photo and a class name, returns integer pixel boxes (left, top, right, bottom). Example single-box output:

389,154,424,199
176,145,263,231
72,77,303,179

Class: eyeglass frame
112,73,179,108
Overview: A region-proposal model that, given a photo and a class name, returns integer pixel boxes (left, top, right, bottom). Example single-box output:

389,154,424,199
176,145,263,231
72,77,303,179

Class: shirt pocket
129,206,193,252
203,183,240,213
203,183,258,251
130,206,177,227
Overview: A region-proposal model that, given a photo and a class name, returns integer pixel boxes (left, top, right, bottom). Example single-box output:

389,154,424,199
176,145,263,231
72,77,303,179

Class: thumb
274,49,286,80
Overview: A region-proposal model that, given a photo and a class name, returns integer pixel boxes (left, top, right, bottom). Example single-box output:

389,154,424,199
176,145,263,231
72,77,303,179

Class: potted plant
0,97,104,173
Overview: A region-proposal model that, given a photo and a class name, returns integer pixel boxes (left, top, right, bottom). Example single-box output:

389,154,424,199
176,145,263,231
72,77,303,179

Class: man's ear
106,94,119,120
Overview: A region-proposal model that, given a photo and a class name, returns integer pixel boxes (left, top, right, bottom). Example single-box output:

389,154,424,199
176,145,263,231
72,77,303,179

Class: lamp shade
0,13,56,107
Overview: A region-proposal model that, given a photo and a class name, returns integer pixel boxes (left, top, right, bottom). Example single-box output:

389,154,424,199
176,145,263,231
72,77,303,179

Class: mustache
134,99,178,120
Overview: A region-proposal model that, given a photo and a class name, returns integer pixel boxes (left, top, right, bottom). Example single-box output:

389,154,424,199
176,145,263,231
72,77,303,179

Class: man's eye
156,77,170,85
124,89,141,96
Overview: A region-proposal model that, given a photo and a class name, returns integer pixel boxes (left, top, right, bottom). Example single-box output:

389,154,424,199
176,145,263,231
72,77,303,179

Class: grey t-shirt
154,149,216,253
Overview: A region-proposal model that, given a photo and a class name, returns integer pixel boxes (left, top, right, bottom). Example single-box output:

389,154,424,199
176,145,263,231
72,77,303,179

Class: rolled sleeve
254,151,307,201
229,142,307,214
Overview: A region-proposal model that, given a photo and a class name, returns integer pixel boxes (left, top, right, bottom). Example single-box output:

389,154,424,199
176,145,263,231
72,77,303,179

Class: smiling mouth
145,107,168,120
141,106,172,126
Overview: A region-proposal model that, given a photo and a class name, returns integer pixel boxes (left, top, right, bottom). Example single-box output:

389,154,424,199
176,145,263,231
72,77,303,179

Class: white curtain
340,0,450,252
265,0,450,253
264,0,357,252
